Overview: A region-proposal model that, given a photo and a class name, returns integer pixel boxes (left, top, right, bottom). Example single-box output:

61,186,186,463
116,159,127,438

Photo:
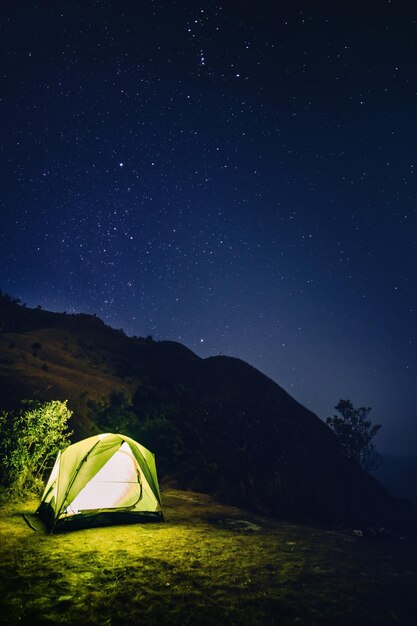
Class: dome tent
37,433,164,532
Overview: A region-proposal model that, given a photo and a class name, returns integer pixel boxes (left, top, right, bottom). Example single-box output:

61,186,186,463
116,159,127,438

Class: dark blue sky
1,1,416,454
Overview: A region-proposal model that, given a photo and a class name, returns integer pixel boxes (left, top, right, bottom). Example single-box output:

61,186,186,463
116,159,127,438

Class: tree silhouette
326,399,381,472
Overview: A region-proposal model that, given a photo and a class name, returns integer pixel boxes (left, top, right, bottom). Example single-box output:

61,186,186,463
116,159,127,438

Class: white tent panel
66,442,141,514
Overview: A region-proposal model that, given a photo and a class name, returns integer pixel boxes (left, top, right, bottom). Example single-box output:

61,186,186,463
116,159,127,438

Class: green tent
37,433,164,532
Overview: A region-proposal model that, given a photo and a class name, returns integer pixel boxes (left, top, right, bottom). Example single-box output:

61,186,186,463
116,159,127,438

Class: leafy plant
88,390,138,435
136,415,185,475
0,400,73,493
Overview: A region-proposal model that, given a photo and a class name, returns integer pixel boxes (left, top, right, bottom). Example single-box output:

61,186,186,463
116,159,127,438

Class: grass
0,488,416,625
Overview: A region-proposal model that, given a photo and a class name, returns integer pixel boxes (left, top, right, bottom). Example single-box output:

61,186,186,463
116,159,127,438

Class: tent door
65,442,142,514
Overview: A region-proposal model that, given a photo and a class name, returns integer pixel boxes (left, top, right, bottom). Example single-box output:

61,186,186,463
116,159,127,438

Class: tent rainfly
37,433,164,532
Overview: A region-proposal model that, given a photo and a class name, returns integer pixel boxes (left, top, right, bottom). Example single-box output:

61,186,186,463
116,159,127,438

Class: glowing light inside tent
66,442,141,514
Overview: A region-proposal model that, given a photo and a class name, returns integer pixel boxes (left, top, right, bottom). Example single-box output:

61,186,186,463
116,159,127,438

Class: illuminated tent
37,433,164,532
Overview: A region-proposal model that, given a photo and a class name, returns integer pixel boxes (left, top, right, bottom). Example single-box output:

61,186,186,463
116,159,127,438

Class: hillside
374,456,417,507
0,292,415,529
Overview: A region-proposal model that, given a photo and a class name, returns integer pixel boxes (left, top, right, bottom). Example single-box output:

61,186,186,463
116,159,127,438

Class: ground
0,488,416,625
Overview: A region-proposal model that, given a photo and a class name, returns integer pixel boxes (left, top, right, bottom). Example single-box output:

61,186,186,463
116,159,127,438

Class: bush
88,390,138,435
135,415,185,476
0,400,73,494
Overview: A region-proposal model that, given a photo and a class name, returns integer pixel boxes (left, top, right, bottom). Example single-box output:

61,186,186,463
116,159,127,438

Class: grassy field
0,488,416,626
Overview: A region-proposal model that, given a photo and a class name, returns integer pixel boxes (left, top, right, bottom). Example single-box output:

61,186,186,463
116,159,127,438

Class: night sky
1,2,416,455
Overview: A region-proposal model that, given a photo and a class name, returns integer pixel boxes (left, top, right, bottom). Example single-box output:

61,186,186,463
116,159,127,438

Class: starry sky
1,1,416,455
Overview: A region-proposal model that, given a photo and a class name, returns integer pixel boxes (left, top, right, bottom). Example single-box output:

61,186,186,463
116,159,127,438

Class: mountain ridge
0,291,415,530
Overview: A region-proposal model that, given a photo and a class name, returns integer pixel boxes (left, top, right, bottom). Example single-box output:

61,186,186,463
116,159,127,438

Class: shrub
0,400,73,494
135,415,185,476
88,391,138,435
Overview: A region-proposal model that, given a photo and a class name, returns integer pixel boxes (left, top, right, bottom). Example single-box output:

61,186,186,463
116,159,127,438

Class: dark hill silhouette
0,291,415,530
373,455,417,506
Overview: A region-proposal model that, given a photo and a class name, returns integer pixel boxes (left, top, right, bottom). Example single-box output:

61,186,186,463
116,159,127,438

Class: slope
0,292,415,529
